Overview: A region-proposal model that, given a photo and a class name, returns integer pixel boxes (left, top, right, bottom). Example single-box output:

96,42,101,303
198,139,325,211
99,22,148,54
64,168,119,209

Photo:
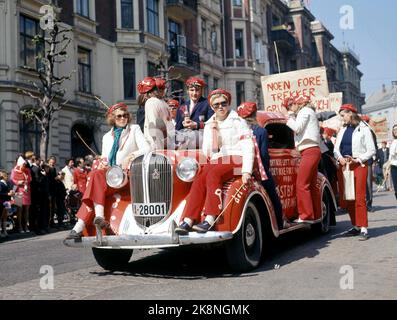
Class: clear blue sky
307,0,397,99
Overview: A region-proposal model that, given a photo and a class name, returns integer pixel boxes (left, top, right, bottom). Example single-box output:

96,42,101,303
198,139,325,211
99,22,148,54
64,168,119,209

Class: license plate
132,203,167,217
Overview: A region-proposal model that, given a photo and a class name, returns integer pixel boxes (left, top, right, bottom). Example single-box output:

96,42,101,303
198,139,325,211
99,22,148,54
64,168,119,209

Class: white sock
183,217,193,227
73,219,86,233
361,227,368,234
94,203,104,218
205,215,215,225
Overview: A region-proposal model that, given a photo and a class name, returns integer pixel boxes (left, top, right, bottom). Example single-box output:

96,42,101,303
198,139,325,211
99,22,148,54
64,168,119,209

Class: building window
201,18,207,49
233,0,242,7
147,0,159,36
123,58,136,99
121,0,134,28
20,114,41,155
203,74,209,97
148,62,158,77
19,15,44,69
171,80,184,101
78,47,91,93
235,29,244,58
236,81,245,107
252,0,257,13
168,19,181,47
254,35,261,63
213,77,219,90
76,0,89,18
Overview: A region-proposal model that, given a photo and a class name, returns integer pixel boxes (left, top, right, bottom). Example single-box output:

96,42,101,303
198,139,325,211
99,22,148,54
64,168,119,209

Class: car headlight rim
176,157,199,183
106,165,127,189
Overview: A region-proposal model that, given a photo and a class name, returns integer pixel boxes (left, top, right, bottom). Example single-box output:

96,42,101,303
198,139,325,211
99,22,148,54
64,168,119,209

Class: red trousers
344,163,368,228
181,156,243,223
297,147,321,220
76,169,115,225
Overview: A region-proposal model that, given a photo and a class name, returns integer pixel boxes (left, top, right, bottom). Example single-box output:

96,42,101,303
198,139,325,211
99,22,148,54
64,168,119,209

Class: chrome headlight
106,165,127,189
176,157,199,182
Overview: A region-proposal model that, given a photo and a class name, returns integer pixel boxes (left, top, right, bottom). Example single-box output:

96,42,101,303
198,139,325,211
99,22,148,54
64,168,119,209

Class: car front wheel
226,202,263,272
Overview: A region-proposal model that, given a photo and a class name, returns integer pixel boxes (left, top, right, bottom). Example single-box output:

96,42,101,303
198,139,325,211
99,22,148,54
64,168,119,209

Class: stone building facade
0,0,364,170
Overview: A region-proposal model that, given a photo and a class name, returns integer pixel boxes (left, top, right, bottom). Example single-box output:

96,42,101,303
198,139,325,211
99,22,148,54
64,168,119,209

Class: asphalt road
0,190,396,300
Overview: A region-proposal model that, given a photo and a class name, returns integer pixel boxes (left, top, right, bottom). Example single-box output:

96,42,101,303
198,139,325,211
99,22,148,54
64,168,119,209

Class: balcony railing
166,0,197,11
271,29,295,51
168,45,200,73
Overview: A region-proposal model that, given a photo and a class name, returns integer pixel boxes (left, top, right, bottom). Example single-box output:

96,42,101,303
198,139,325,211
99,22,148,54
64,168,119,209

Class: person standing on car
334,104,376,241
65,103,151,241
138,77,175,150
175,77,214,131
175,89,255,234
280,95,321,224
388,124,397,199
237,102,285,230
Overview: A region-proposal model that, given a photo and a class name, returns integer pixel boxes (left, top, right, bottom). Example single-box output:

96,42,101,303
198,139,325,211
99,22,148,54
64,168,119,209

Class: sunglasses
115,113,129,119
212,101,228,110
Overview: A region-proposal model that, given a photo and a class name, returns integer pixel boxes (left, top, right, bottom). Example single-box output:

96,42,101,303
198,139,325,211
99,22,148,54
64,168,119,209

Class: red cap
167,99,179,108
137,77,156,94
323,127,336,137
361,114,370,122
237,102,257,119
339,104,358,114
154,77,166,90
208,89,232,106
186,77,206,88
282,97,295,109
293,95,311,105
107,103,128,116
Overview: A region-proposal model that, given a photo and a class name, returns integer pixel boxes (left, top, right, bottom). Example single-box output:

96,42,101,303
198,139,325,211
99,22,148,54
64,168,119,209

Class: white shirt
334,121,376,163
202,110,255,174
61,166,74,190
102,124,151,166
389,139,397,166
144,97,175,150
286,106,320,151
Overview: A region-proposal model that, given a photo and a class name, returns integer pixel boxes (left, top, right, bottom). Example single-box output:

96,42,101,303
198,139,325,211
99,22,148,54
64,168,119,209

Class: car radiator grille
130,153,173,227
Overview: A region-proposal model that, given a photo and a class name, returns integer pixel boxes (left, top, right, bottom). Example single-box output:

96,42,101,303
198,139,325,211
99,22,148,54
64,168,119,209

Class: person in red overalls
65,103,151,240
73,157,88,194
175,89,255,234
334,104,376,240
280,95,321,223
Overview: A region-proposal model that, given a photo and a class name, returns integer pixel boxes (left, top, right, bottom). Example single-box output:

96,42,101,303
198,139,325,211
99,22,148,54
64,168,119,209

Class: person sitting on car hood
65,103,151,241
175,89,255,234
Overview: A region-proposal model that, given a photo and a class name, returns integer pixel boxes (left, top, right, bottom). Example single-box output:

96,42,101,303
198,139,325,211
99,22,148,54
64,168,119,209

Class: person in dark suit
376,141,390,189
175,77,214,131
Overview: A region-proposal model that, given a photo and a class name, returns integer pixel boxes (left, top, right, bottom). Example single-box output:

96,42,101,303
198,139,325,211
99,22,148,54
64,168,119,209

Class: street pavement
0,190,396,300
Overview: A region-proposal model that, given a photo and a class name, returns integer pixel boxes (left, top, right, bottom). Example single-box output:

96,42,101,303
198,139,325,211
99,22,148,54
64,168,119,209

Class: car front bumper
63,231,233,249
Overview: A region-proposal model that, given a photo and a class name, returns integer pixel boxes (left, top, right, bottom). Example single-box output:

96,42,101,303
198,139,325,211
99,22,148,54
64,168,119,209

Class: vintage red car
64,112,337,272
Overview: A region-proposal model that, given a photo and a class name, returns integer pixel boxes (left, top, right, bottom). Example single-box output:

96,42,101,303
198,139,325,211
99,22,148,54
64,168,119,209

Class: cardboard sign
261,67,329,112
315,92,343,113
370,117,388,141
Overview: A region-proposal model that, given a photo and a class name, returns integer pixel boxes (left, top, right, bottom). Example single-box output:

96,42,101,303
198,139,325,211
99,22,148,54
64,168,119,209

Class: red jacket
73,167,88,194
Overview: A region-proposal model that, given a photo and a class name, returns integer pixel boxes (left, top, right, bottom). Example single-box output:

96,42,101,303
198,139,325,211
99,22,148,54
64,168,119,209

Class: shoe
24,228,30,233
192,221,212,233
294,218,315,224
64,230,82,241
93,216,109,229
18,229,25,233
175,222,191,235
358,232,369,241
342,227,361,237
